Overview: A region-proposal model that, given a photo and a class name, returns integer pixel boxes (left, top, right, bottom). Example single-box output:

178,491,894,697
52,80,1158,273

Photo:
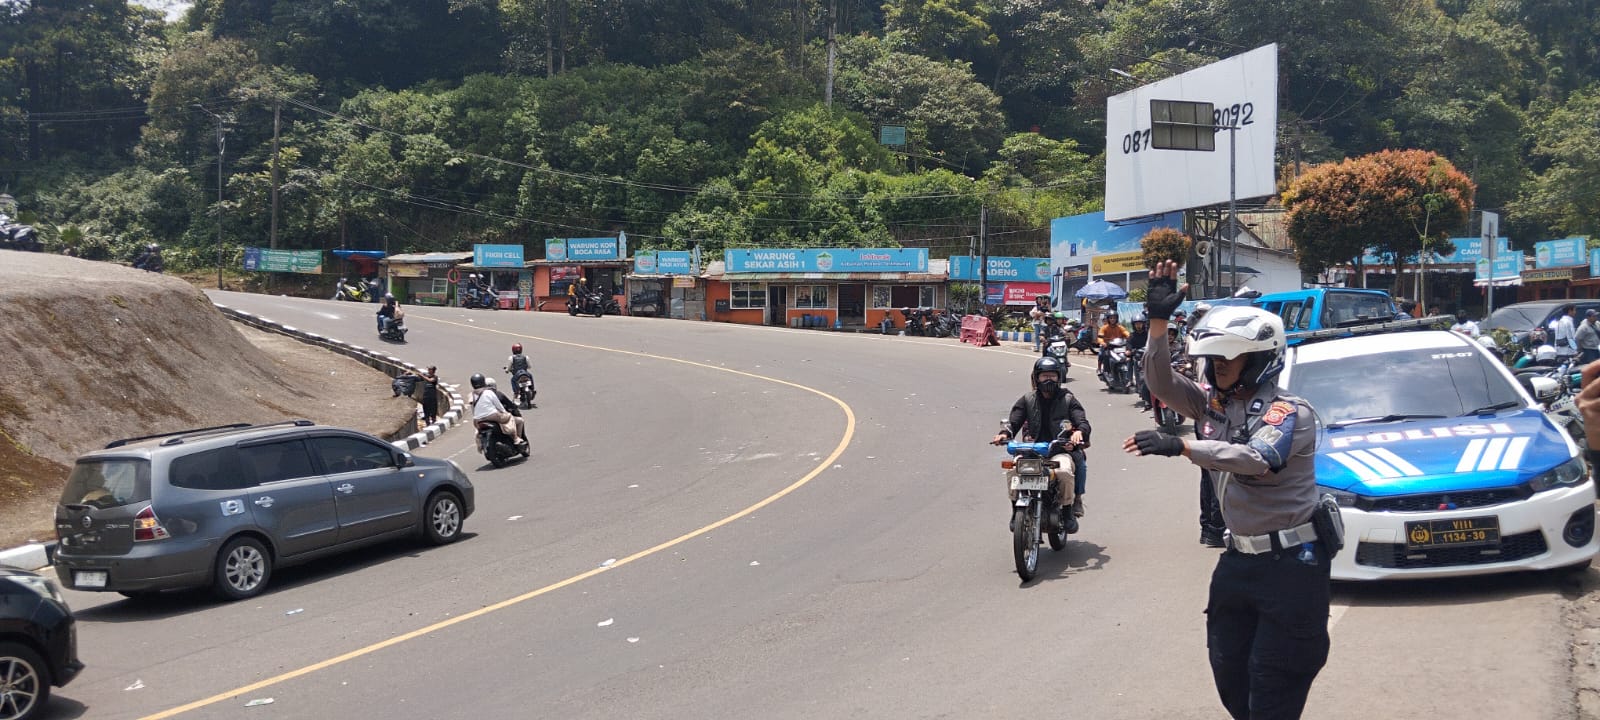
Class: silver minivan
53,420,474,600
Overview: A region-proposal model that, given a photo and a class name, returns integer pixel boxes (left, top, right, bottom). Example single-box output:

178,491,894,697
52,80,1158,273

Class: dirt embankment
0,251,415,548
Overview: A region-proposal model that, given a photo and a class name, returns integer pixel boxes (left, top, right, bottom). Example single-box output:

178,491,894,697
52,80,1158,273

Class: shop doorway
838,284,866,327
767,286,788,325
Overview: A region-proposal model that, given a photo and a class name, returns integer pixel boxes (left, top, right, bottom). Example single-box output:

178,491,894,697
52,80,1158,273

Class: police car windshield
1287,345,1523,427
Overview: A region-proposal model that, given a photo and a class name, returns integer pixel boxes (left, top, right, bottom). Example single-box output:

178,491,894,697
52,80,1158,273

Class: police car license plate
1405,516,1500,549
74,570,108,588
1010,475,1048,492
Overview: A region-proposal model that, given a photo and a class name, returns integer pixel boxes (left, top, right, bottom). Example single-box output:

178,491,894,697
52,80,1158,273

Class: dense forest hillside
2,0,1596,268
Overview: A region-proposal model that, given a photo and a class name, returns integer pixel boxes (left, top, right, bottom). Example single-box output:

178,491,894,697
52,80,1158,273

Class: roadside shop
453,244,530,309
948,256,1053,310
380,251,472,305
1519,237,1594,301
702,248,945,328
625,250,702,319
526,237,630,313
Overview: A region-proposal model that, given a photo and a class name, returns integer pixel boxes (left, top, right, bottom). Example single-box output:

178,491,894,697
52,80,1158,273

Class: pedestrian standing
1577,309,1600,365
1030,295,1051,352
416,366,440,425
1128,260,1333,720
1553,304,1578,360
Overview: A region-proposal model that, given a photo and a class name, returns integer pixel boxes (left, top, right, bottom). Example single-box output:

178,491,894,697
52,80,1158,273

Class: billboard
473,243,524,268
948,256,1052,282
1475,252,1524,284
546,237,620,261
243,248,322,274
724,248,928,274
634,250,695,275
1104,44,1279,221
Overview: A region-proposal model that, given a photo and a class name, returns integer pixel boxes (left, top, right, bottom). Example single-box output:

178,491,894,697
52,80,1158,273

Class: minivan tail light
134,505,171,541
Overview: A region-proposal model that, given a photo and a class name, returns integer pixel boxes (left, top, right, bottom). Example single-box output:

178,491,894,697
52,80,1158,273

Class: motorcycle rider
376,293,402,334
990,356,1092,530
505,343,537,407
1097,311,1129,379
1130,312,1151,408
1128,260,1329,720
132,243,164,273
1030,295,1052,351
1039,313,1068,357
470,373,527,448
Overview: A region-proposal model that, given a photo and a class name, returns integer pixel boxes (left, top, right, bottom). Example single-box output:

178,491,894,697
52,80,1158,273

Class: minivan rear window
61,459,151,509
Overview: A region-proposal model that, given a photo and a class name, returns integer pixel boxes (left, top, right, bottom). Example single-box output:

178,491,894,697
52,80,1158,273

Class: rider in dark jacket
992,356,1093,528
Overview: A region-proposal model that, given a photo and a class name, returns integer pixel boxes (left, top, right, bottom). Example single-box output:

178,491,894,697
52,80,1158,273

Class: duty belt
1225,522,1317,555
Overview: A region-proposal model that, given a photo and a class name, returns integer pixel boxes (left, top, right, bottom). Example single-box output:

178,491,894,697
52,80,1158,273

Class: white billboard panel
1104,44,1279,222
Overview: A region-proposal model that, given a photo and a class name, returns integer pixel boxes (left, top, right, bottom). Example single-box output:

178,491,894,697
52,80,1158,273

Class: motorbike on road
333,277,374,303
998,430,1081,581
378,316,408,343
476,405,530,468
510,370,536,409
568,290,619,317
1069,325,1100,355
1098,338,1134,393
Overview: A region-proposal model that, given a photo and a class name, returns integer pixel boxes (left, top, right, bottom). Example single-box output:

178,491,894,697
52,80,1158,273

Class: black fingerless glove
1145,275,1186,320
1134,430,1184,457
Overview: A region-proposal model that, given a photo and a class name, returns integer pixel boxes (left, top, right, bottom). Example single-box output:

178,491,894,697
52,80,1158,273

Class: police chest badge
1261,401,1295,426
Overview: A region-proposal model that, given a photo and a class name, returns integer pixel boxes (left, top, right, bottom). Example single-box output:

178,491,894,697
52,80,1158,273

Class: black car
0,565,82,720
1484,299,1600,345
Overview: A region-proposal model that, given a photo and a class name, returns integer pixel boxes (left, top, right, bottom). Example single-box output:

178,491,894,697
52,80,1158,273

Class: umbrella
1075,279,1128,300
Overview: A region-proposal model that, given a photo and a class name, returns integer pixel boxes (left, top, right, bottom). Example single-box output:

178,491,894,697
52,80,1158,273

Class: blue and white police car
1280,322,1598,581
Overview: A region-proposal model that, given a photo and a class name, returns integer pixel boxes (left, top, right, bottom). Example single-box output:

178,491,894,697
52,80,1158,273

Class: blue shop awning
331,249,388,259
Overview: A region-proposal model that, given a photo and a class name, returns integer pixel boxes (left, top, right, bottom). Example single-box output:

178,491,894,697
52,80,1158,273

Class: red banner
1001,282,1052,305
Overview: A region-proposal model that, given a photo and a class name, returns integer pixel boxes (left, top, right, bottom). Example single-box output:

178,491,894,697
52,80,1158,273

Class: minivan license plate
74,570,108,588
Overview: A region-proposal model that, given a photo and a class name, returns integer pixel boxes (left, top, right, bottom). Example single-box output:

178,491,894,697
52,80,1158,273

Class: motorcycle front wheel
1013,502,1040,581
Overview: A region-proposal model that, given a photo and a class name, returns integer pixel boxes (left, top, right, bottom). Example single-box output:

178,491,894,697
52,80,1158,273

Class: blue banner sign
724,248,929,273
1535,237,1587,269
473,243,524,268
546,237,620,261
1591,248,1600,277
1475,251,1524,282
635,250,694,275
1362,236,1509,266
948,256,1052,281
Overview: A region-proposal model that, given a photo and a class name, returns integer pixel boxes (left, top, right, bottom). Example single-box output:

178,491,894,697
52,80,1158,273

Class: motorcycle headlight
1529,456,1587,493
1315,485,1359,507
1015,458,1045,475
11,574,65,604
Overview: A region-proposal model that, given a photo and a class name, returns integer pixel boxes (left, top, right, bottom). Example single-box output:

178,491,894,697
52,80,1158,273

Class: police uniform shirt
1143,329,1319,536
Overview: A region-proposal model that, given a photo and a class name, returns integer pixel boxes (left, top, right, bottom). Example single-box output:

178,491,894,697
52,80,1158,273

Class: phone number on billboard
1119,101,1258,155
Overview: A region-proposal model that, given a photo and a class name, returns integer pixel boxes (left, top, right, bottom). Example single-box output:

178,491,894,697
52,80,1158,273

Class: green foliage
1139,228,1191,270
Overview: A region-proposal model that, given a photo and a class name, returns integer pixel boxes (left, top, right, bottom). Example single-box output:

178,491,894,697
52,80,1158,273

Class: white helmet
1477,336,1498,350
1535,344,1557,363
1187,306,1285,389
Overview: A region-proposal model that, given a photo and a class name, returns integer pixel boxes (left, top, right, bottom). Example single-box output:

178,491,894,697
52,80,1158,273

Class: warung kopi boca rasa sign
546,237,620,261
724,248,928,273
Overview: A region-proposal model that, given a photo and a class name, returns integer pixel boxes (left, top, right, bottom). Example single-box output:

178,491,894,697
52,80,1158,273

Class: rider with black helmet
991,356,1093,531
470,372,527,447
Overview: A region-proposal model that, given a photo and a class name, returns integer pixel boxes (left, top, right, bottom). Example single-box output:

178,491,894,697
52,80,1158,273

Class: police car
1279,319,1598,581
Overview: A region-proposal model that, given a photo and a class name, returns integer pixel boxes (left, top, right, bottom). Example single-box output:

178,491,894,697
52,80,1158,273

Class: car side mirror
396,451,415,468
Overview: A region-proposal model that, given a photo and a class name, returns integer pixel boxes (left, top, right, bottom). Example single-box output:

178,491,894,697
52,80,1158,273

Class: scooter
1099,338,1134,393
511,370,536,409
333,278,372,303
476,405,530,468
900,308,926,336
378,316,408,343
1070,325,1100,355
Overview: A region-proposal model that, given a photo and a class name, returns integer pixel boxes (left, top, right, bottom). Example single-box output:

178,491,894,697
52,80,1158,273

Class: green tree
1514,83,1600,238
834,36,1004,171
1283,149,1475,291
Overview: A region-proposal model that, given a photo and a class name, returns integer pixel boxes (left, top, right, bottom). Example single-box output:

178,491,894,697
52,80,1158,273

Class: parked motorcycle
333,278,373,303
1099,337,1134,393
0,214,41,252
460,284,499,309
927,309,959,338
378,316,408,343
1070,325,1100,355
568,290,618,317
998,428,1081,581
900,307,927,336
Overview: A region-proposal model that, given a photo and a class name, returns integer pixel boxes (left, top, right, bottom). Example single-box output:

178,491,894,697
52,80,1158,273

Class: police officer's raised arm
1140,260,1208,421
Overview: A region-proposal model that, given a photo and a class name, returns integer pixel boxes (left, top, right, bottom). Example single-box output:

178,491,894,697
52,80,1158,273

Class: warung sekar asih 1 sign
724,248,929,274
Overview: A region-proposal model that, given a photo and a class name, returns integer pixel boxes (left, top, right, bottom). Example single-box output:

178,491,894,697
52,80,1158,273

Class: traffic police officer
1125,260,1329,720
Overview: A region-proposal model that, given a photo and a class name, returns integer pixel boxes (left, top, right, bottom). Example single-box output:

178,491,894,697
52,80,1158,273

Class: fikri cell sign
1104,44,1279,222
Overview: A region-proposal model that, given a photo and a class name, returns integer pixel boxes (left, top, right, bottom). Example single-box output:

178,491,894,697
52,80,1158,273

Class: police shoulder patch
1261,401,1295,426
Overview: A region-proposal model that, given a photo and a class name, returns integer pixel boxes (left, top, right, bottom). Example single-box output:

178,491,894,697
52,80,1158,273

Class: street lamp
195,104,226,290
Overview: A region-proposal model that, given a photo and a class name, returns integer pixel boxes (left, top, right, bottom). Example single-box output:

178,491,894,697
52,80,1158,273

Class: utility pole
270,98,280,250
824,0,837,107
196,104,226,290
978,205,989,310
1227,123,1238,297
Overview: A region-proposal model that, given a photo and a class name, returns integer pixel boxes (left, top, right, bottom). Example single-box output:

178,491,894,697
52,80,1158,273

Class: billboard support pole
979,206,989,311
1228,123,1238,297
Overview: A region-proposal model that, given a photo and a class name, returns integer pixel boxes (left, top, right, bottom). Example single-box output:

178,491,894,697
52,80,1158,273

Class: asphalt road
41,292,1590,719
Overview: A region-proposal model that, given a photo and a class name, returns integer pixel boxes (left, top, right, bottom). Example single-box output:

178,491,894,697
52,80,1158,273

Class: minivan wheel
0,641,50,720
423,491,464,545
213,536,272,601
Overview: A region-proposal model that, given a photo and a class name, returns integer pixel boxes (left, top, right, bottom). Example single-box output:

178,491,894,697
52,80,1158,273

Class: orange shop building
524,237,632,313
700,248,947,329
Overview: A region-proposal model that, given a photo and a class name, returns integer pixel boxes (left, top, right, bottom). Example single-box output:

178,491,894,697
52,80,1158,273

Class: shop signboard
546,237,620,261
948,256,1052,281
724,248,928,273
388,264,429,278
634,252,657,273
473,243,524,268
1362,236,1509,266
672,276,697,288
1591,248,1600,277
1535,237,1587,269
634,250,695,275
1474,251,1524,283
1091,250,1146,274
243,248,323,274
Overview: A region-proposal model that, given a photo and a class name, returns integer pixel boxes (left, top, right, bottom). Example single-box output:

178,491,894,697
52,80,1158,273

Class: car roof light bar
1285,315,1457,345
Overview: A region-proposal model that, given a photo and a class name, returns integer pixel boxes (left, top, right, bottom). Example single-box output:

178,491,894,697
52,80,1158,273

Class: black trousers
1199,469,1224,533
1206,544,1331,720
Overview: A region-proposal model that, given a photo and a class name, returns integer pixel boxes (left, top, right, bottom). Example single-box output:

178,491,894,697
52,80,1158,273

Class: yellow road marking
140,317,857,719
